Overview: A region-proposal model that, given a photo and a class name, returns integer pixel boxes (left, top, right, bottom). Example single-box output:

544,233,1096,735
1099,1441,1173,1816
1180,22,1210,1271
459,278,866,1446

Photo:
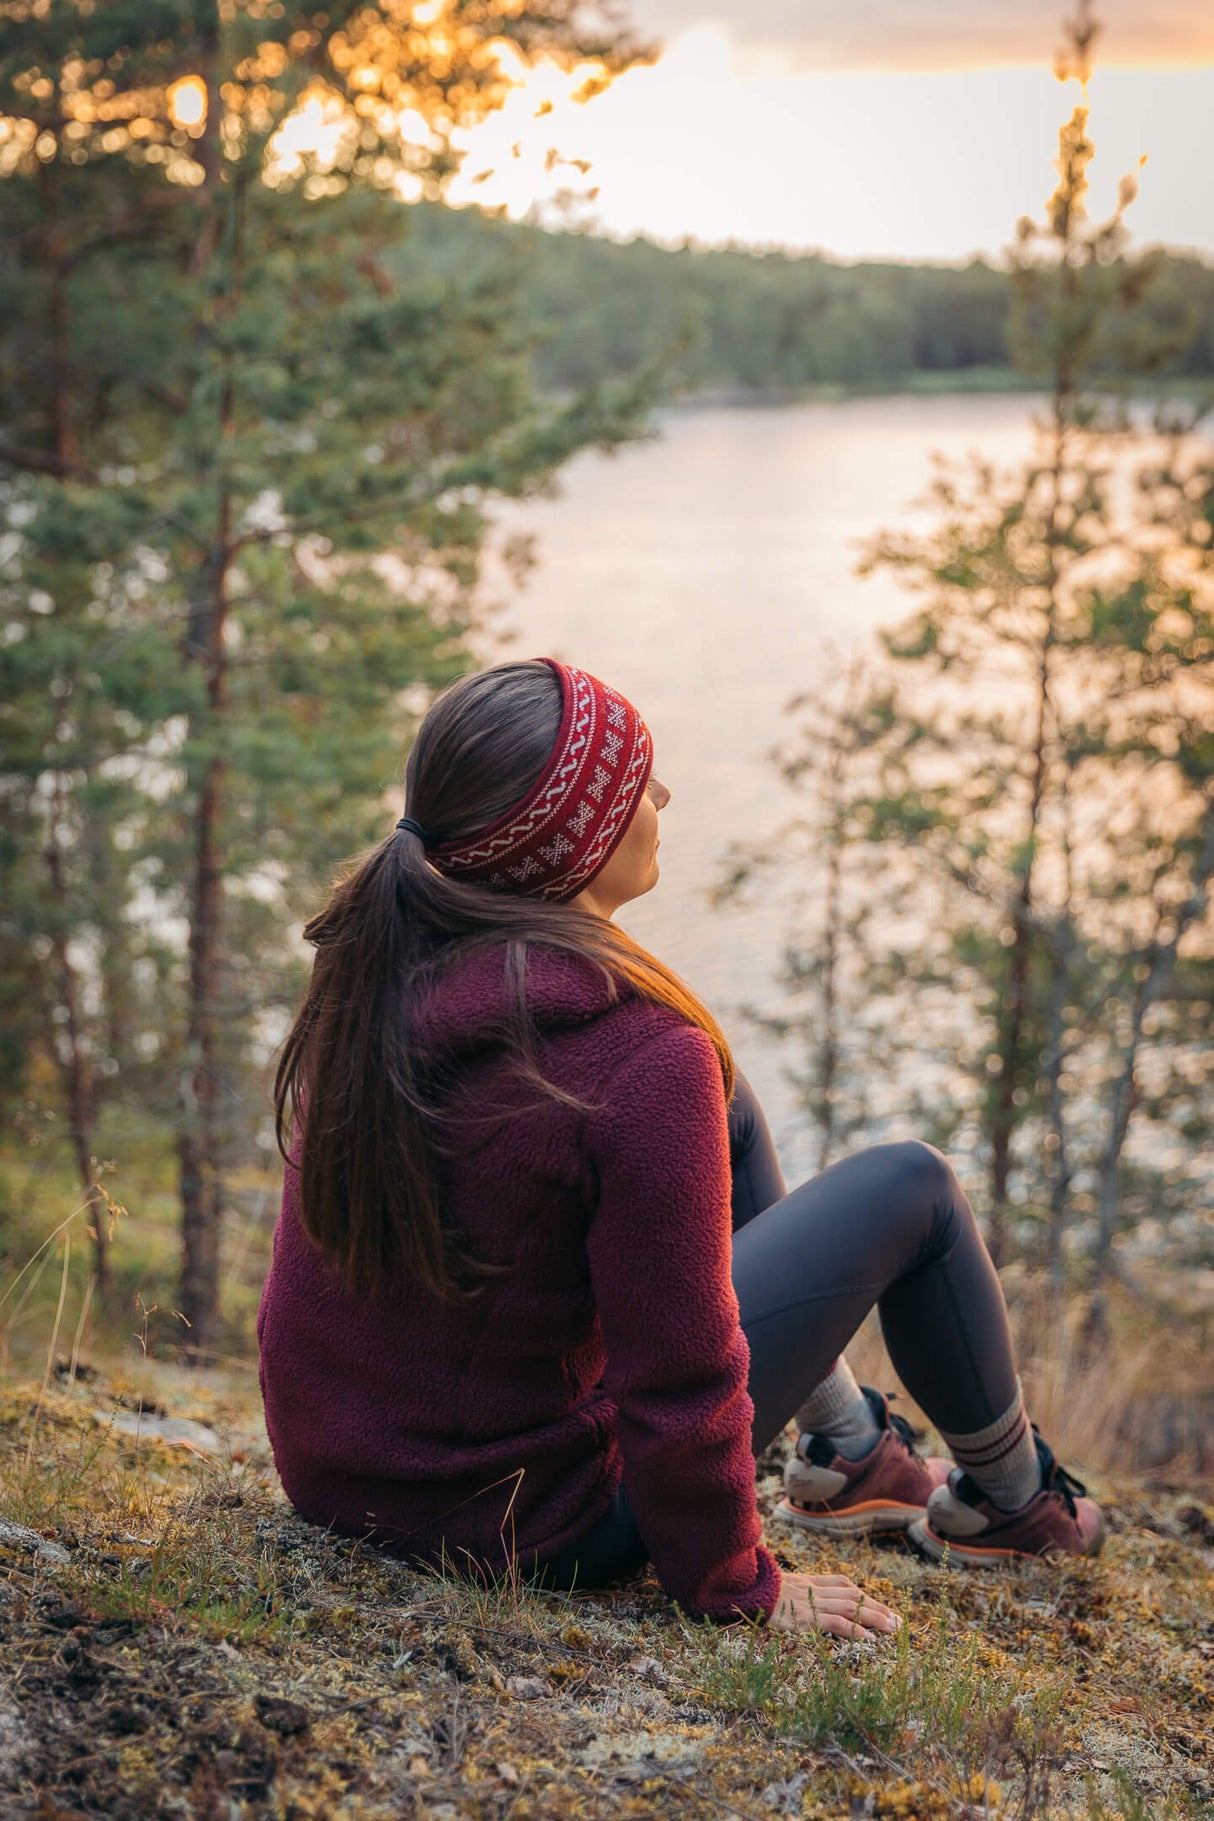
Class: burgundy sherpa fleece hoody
256,943,781,1623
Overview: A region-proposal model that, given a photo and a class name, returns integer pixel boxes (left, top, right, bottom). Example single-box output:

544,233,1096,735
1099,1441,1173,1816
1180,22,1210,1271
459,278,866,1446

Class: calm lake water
489,394,1043,1177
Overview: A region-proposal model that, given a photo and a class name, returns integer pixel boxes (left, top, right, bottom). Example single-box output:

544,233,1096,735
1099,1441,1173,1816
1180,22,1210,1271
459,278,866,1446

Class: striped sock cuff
951,1407,1029,1468
794,1357,882,1461
941,1381,1042,1514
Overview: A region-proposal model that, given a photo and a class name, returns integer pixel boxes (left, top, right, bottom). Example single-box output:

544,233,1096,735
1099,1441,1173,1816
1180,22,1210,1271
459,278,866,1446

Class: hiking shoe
777,1387,953,1538
908,1432,1104,1566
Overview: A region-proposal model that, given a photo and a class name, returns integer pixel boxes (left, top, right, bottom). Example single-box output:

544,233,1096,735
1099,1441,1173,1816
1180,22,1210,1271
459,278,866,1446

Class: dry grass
842,1272,1214,1490
0,1174,1212,1819
0,1361,1211,1821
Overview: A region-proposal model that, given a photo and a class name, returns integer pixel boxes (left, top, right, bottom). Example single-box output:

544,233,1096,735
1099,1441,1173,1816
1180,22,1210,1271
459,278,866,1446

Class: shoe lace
1045,1458,1088,1519
1031,1421,1088,1519
886,1401,924,1460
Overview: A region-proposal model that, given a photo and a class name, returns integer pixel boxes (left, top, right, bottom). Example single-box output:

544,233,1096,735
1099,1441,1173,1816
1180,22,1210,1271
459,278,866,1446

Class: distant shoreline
663,371,1213,409
667,368,1032,408
397,207,1214,402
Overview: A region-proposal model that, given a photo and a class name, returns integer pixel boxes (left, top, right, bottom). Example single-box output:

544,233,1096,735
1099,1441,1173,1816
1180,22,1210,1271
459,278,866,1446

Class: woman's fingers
770,1568,903,1639
802,1603,885,1641
804,1587,900,1625
821,1611,885,1640
866,1602,899,1626
807,1576,898,1616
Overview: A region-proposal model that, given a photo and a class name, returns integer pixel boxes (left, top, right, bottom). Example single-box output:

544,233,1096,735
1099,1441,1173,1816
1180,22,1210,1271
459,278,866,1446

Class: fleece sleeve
583,1023,781,1623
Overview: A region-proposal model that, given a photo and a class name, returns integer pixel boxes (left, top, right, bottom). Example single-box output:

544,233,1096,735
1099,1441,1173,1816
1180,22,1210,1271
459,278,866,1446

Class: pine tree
1,1,653,1358
712,660,918,1175
739,3,1214,1280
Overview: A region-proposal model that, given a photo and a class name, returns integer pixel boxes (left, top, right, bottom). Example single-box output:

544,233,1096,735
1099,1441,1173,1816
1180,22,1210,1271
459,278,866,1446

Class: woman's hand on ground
769,1570,902,1641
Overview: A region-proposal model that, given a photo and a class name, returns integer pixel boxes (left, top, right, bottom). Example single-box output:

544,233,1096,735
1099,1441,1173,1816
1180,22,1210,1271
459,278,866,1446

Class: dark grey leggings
537,1071,1019,1589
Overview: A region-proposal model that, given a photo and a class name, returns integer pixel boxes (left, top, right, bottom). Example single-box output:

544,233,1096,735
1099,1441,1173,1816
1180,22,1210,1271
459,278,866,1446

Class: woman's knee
885,1140,972,1250
889,1139,954,1194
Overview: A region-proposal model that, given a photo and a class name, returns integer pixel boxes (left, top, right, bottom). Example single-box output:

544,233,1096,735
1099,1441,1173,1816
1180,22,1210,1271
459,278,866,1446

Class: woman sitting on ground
257,658,1102,1638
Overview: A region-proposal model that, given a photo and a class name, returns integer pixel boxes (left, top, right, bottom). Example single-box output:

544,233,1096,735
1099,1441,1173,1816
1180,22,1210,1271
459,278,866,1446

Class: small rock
505,1675,549,1700
93,1409,221,1455
495,1762,520,1785
113,1393,167,1416
0,1521,71,1566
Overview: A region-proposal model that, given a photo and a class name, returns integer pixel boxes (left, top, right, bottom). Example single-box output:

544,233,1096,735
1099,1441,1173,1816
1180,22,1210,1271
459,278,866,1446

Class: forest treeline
2,1,1211,1370
395,202,1214,396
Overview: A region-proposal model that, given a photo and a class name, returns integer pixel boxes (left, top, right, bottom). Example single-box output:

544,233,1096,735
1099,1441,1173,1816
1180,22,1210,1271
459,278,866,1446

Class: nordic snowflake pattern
427,661,653,902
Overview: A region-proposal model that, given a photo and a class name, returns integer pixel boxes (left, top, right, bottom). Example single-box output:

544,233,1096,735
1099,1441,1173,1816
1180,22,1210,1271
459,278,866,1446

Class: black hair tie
396,815,430,846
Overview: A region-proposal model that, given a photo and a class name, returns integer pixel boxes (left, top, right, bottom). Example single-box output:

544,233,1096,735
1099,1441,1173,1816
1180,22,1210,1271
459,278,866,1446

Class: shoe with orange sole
908,1432,1104,1565
777,1387,953,1540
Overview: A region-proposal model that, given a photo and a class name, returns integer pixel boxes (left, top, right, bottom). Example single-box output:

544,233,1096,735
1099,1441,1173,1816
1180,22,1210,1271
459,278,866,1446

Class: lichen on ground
0,1372,1211,1820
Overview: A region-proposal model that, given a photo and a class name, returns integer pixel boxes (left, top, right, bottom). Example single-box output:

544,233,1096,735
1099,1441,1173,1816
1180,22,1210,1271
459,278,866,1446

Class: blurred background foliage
0,0,656,1365
398,201,1214,398
714,10,1213,1339
0,1,1210,1391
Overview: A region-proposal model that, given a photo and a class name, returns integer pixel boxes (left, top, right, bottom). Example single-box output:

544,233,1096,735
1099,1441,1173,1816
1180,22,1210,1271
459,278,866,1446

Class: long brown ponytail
274,660,734,1305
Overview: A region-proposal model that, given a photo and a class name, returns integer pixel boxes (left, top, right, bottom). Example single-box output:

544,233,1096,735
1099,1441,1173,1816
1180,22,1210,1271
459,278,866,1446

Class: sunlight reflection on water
488,394,1044,1176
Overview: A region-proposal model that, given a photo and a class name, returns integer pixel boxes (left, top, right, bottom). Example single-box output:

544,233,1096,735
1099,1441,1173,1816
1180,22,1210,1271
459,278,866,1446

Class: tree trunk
1042,932,1074,1299
816,744,846,1174
1043,791,1077,1298
178,738,227,1362
40,148,80,474
176,30,239,1366
178,479,234,1361
987,318,1076,1265
1090,803,1214,1302
36,148,108,1298
987,638,1051,1265
45,777,109,1296
987,930,1028,1264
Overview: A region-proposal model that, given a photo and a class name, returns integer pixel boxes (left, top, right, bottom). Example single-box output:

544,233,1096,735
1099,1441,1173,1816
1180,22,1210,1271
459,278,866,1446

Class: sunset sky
448,0,1214,262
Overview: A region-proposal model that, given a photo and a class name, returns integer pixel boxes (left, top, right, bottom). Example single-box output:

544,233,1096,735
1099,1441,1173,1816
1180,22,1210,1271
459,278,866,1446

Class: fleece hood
412,941,633,1065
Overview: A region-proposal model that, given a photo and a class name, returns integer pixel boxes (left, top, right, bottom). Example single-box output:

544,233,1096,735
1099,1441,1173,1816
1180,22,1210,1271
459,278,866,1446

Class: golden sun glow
166,75,208,133
443,30,1214,260
245,24,1213,258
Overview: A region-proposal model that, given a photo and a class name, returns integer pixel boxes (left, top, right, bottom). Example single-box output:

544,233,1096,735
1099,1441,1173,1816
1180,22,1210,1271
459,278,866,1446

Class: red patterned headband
412,659,654,904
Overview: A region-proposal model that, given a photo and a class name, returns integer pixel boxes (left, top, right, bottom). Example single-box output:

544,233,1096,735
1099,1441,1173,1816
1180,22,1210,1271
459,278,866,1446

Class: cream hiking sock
940,1381,1041,1513
794,1357,882,1461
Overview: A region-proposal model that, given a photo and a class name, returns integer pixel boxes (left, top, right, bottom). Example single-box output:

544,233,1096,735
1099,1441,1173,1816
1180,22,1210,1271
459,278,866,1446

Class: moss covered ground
0,1357,1210,1821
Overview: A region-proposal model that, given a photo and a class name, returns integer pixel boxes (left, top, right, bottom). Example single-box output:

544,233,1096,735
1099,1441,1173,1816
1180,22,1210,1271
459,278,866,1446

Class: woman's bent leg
727,1070,787,1233
728,1077,880,1453
732,1140,1018,1455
